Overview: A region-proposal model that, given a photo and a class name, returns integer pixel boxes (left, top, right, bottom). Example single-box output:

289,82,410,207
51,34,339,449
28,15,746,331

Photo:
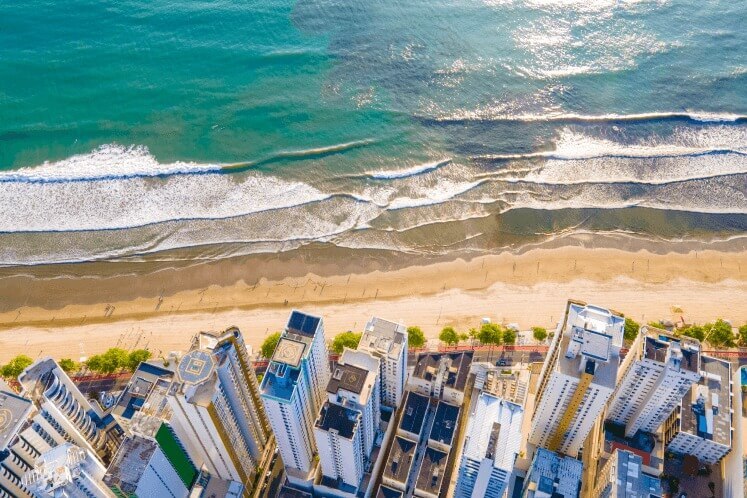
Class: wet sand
0,245,745,362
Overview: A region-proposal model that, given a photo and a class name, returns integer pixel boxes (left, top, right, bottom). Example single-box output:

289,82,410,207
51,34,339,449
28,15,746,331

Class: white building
314,402,364,491
522,448,582,498
358,317,408,410
409,352,473,405
167,328,270,492
327,348,380,458
455,393,523,498
664,354,732,465
22,443,111,498
103,427,196,498
530,302,624,457
18,359,112,459
608,331,701,437
592,449,662,498
1,360,122,498
260,311,331,482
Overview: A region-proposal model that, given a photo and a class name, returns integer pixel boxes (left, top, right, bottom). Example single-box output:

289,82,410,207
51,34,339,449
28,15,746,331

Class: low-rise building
428,401,459,453
414,447,448,498
397,391,429,442
409,352,473,405
381,436,417,492
522,448,582,498
592,449,662,498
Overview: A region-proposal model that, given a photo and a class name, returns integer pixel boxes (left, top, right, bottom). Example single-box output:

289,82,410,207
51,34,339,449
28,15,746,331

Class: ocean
0,0,745,265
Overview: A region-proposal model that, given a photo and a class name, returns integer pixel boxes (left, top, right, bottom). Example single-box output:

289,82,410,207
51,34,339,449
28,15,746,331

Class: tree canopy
86,348,129,374
478,323,502,346
127,350,152,371
703,319,735,348
0,355,33,379
503,329,517,345
532,327,548,342
407,326,426,348
58,358,79,374
260,332,281,359
680,324,705,342
738,324,747,347
439,327,460,346
623,317,640,342
331,331,362,354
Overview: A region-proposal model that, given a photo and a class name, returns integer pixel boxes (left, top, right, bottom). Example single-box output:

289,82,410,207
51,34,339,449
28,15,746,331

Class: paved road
722,365,744,498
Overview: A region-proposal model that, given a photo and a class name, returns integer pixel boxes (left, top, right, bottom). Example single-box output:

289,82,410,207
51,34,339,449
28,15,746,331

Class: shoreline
0,245,745,362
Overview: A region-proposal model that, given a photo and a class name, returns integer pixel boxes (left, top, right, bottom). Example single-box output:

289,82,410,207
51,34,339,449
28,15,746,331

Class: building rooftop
463,392,524,471
177,349,215,385
328,363,368,396
316,401,360,439
413,351,473,392
384,436,417,484
557,303,624,391
113,362,174,420
360,317,406,360
260,361,302,402
606,450,663,498
679,355,732,447
272,338,306,368
399,391,429,437
286,310,322,338
377,485,404,498
643,333,700,373
415,447,448,496
429,401,460,448
104,435,158,493
526,448,582,498
0,380,32,451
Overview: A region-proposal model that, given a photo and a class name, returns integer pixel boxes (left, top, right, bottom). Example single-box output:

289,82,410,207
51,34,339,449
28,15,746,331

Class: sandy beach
0,245,745,363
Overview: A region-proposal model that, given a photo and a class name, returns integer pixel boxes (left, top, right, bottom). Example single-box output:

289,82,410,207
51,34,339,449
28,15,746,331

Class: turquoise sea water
0,0,745,264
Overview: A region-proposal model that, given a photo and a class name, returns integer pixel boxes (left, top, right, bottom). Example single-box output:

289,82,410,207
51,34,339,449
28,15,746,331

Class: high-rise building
314,347,381,493
455,392,523,498
327,348,380,457
591,449,662,498
608,331,701,438
358,317,408,410
522,448,582,498
22,443,111,498
104,425,198,498
530,301,624,457
167,328,270,492
0,380,36,498
260,311,331,481
314,402,364,491
664,354,732,465
18,359,114,460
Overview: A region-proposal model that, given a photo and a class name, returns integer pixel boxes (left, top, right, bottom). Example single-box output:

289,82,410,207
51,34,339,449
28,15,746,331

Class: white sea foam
475,126,747,162
0,144,223,183
366,158,451,179
435,109,747,124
